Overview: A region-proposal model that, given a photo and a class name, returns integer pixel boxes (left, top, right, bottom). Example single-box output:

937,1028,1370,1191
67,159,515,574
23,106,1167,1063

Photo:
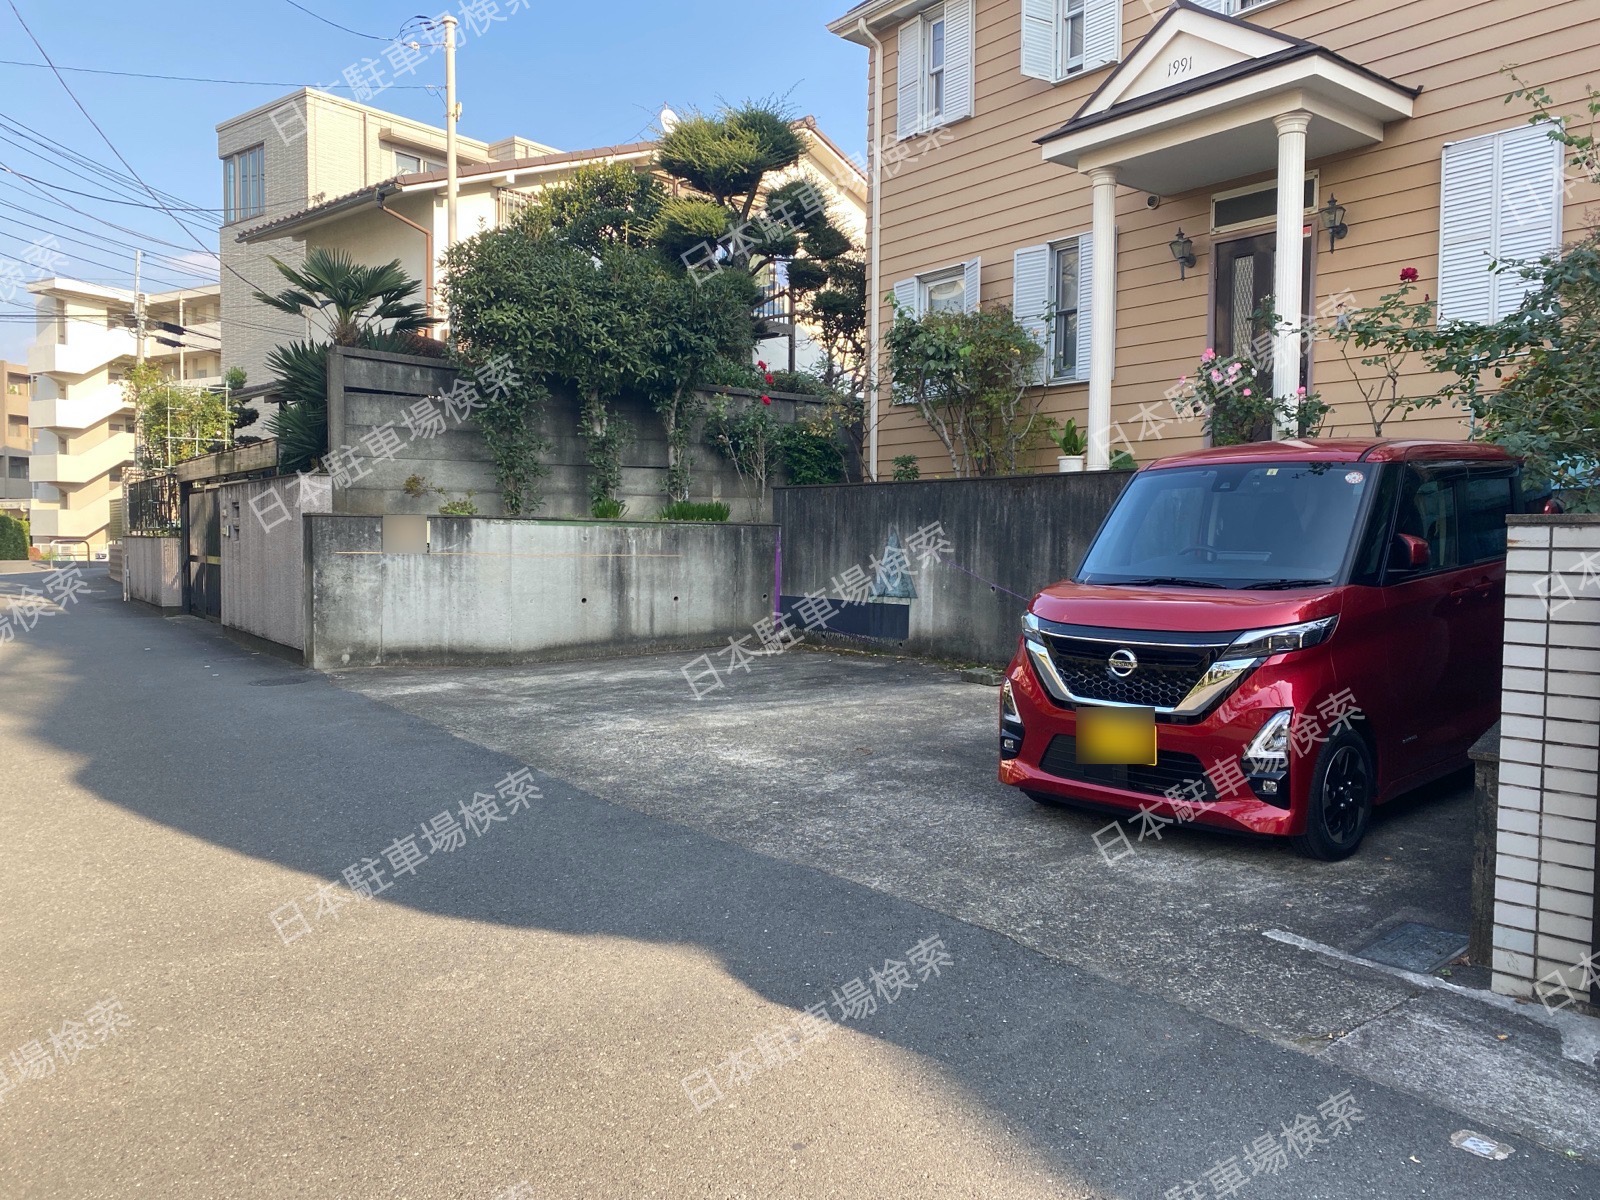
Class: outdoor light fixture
1319,195,1348,253
1169,228,1197,279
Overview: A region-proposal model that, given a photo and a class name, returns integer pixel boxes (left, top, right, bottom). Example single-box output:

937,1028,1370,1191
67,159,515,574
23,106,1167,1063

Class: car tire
1292,728,1375,861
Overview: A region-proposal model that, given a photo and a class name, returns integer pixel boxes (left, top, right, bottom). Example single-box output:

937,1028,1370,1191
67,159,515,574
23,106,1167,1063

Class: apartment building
1,360,30,527
217,88,561,384
831,0,1597,474
25,278,222,553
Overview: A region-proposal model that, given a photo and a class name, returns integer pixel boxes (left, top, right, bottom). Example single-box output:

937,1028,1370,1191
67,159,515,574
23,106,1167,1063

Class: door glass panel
1392,468,1460,576
1462,473,1514,564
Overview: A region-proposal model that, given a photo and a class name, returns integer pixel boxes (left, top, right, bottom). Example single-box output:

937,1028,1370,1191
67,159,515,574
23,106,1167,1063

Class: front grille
1038,734,1217,802
1041,626,1233,710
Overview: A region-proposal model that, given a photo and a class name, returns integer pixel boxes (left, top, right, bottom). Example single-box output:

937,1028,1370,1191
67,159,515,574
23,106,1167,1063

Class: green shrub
659,500,730,522
591,496,627,519
0,514,27,560
891,455,921,482
779,421,846,485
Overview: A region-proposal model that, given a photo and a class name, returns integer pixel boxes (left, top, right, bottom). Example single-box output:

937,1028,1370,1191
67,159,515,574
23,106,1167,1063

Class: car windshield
1077,461,1372,589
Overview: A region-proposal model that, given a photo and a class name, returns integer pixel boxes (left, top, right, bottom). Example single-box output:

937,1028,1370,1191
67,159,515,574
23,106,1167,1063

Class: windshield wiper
1240,579,1334,591
1113,576,1230,589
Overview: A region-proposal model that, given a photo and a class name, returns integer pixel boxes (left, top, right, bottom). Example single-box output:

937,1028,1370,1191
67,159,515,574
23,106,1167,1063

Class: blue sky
0,0,869,359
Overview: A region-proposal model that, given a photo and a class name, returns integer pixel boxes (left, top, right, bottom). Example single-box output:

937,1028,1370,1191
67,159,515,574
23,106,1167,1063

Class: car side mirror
1391,533,1430,571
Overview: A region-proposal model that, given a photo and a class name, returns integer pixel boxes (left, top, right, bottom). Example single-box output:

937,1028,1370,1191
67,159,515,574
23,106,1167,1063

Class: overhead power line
0,58,434,90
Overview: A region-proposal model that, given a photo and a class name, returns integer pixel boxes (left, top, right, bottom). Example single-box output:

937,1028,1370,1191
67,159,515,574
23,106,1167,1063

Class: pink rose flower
1201,348,1216,362
1242,388,1252,397
1297,386,1307,396
1227,361,1241,375
1210,370,1223,383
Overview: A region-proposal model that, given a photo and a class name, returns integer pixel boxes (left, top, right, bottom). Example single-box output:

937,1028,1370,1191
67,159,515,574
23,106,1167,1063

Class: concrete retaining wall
1492,514,1600,1012
772,471,1132,666
304,514,779,671
123,536,182,610
327,347,829,524
217,475,331,652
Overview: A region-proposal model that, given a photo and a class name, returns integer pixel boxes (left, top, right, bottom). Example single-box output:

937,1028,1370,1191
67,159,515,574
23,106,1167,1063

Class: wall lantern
1319,195,1349,253
1169,228,1197,280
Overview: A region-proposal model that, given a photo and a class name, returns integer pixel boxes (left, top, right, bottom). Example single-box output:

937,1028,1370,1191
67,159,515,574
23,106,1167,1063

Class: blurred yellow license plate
1077,706,1157,765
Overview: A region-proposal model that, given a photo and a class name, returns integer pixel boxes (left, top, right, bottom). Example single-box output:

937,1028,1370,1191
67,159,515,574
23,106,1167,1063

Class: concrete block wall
328,347,830,523
123,536,182,610
304,514,778,670
1493,515,1600,1008
217,475,331,652
772,471,1132,666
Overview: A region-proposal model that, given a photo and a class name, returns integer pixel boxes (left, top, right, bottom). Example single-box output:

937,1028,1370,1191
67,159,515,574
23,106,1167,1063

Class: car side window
1349,465,1401,586
1388,466,1460,580
1461,470,1515,564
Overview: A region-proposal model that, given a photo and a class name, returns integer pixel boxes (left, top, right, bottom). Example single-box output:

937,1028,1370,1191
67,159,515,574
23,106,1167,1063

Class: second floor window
1061,0,1086,76
925,9,946,121
223,145,265,224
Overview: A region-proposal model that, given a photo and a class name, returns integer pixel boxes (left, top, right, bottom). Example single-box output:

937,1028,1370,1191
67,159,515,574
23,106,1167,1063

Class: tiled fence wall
1493,515,1600,1008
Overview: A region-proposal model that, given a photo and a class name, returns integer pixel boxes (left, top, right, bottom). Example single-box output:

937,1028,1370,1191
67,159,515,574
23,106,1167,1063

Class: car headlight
1021,611,1040,636
1226,616,1337,660
1245,709,1293,766
1000,679,1023,727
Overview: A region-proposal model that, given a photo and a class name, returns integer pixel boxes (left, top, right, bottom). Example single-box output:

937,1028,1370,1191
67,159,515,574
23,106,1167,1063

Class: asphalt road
1,561,1596,1199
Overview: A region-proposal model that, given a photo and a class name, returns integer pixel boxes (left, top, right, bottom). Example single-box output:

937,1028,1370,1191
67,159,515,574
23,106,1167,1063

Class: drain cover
250,676,312,687
1357,922,1468,972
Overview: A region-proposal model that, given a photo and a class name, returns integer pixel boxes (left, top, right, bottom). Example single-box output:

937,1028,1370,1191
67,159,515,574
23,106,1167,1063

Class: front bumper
998,639,1337,837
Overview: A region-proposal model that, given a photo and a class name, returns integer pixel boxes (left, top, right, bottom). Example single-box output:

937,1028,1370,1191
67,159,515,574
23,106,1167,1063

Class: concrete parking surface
2,561,1598,1199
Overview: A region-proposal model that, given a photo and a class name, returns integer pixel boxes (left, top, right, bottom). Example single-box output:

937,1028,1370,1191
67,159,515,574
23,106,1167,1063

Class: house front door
1212,232,1312,389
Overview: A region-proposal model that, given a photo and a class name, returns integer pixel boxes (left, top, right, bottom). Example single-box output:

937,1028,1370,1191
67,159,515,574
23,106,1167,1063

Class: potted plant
1050,418,1088,473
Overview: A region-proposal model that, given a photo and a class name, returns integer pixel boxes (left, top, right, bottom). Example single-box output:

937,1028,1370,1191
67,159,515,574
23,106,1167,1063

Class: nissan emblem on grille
1107,648,1138,678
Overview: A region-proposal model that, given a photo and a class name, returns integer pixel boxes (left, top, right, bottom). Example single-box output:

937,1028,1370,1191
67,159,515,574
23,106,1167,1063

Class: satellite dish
659,104,680,133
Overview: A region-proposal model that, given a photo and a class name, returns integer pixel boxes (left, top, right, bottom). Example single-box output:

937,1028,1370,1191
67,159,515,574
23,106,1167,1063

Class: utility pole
132,249,145,366
443,15,459,250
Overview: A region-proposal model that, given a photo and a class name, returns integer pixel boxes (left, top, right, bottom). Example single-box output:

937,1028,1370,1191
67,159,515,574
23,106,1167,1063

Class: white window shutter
963,257,982,312
1493,123,1563,319
942,1,976,122
1082,0,1122,74
892,277,920,320
896,18,923,141
1075,233,1094,382
1021,0,1057,83
1189,0,1230,12
1437,136,1497,324
1013,245,1052,384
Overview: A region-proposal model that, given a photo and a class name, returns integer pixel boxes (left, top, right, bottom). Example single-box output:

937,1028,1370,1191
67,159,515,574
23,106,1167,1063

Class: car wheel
1293,728,1375,861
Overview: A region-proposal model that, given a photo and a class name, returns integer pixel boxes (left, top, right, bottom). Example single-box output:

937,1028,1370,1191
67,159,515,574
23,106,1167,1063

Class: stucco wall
123,536,182,610
772,470,1131,665
304,514,778,670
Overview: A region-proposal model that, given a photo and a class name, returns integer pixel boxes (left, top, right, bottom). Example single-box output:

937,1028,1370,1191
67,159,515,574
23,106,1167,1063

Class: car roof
1145,438,1519,470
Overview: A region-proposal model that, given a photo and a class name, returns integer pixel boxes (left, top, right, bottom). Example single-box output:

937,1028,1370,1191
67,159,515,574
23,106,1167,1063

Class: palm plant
254,247,434,345
257,248,437,471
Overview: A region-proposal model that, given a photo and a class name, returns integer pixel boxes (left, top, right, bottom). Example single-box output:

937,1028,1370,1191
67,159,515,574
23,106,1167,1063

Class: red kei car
1000,439,1523,859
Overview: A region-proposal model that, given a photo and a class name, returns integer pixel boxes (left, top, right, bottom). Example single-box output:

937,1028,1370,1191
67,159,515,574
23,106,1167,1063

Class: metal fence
126,474,181,536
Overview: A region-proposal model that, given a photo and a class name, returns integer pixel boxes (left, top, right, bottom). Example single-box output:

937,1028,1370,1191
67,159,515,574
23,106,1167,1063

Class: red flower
756,360,768,371
760,394,772,405
764,373,775,385
1399,267,1420,283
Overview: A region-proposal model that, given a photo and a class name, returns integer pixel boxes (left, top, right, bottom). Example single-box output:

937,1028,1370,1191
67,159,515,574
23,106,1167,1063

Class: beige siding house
831,0,1598,476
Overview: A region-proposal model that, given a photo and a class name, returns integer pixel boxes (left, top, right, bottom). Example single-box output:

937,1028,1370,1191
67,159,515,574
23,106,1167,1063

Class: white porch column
1271,112,1312,415
1087,167,1118,470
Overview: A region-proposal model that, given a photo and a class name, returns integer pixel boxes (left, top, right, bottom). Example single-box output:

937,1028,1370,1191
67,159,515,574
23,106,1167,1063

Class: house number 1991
1167,55,1194,78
